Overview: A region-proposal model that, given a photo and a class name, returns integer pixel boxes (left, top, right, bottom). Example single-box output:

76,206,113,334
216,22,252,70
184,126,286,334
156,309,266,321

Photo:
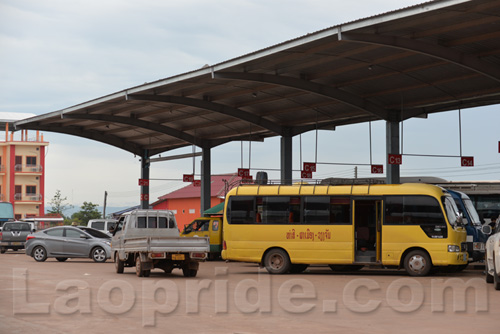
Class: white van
87,219,118,235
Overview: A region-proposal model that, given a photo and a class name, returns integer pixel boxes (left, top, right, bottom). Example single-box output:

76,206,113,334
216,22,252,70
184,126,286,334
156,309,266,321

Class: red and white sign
183,174,194,182
371,165,384,174
301,170,313,179
238,168,251,179
140,194,149,201
192,180,201,187
388,154,402,165
461,156,474,167
303,162,317,173
138,179,149,186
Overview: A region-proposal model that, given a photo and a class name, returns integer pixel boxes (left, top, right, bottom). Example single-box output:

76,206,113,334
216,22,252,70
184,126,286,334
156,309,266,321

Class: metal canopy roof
13,0,500,157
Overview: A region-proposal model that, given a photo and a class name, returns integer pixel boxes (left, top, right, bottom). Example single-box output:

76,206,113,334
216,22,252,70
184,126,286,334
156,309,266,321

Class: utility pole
103,191,108,218
354,166,358,179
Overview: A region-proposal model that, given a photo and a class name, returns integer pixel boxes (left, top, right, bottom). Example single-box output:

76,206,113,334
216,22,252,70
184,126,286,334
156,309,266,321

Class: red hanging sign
371,165,383,174
192,180,201,187
388,154,402,165
461,156,474,167
303,162,316,173
301,170,313,179
238,168,251,179
183,174,194,182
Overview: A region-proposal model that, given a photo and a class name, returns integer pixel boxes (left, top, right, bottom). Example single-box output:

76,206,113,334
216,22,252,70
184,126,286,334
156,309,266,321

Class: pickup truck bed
112,209,209,277
0,222,33,253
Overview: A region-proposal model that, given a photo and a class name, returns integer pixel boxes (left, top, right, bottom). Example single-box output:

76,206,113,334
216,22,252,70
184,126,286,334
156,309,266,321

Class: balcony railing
14,165,43,173
14,193,43,202
0,165,5,173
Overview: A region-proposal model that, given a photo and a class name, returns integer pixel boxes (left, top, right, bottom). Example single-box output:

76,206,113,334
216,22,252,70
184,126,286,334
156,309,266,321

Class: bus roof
227,183,447,198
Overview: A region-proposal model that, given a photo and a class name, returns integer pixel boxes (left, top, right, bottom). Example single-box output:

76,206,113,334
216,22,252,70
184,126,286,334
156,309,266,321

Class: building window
26,185,37,195
26,156,37,166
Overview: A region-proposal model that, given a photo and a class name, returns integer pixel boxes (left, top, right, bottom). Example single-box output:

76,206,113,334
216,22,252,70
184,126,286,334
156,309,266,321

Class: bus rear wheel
263,249,291,275
404,250,431,276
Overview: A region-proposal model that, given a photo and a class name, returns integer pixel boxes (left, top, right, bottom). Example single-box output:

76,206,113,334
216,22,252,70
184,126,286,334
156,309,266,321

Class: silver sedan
25,226,111,263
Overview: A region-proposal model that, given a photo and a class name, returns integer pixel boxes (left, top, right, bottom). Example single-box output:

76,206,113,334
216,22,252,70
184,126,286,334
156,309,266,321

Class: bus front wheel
404,250,432,276
263,249,291,275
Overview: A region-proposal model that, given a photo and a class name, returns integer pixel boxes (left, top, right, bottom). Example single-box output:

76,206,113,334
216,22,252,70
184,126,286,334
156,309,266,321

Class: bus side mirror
481,225,492,235
455,212,464,227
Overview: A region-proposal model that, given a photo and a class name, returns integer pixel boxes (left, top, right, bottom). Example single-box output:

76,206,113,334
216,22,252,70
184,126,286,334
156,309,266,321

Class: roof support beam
62,113,201,147
213,72,391,120
15,123,143,155
127,94,284,136
340,32,500,84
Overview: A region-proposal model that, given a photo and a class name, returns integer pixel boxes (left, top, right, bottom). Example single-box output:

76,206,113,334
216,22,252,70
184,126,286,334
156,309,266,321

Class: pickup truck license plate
172,254,185,261
12,242,22,246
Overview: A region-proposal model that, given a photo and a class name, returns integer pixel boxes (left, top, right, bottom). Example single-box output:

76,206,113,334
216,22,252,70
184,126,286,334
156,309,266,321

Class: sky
1,0,499,210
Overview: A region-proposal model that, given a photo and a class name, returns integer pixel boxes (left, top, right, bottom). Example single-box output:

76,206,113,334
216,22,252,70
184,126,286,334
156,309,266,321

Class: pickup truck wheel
115,253,124,274
182,268,198,277
263,248,291,275
33,246,47,262
91,247,107,263
56,257,68,262
136,256,146,277
0,247,6,254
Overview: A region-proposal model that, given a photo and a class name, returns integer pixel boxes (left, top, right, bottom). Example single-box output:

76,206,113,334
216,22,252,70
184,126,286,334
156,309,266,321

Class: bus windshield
463,198,482,226
443,196,460,227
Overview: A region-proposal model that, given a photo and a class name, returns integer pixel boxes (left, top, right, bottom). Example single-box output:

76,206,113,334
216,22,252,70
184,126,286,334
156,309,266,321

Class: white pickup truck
111,209,209,277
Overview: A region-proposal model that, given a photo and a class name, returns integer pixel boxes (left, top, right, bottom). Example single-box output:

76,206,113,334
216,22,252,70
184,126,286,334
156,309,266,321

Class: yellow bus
221,183,468,276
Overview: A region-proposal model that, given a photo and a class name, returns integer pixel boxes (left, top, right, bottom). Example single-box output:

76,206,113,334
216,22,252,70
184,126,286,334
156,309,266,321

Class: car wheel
33,246,47,262
91,247,107,263
263,248,291,275
494,257,500,291
404,250,432,276
56,257,68,262
486,260,494,283
114,253,124,274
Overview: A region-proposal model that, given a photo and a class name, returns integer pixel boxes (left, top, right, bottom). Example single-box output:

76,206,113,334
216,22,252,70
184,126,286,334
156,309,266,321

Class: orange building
152,173,242,230
0,126,48,219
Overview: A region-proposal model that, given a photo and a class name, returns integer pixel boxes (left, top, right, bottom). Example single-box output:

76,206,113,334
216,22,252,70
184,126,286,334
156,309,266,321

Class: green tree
71,202,101,225
47,190,73,220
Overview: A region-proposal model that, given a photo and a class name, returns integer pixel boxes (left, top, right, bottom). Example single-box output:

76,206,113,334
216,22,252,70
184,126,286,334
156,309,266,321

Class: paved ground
1,250,498,334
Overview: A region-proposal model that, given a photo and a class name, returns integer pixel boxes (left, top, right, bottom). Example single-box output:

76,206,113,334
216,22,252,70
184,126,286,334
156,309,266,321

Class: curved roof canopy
13,0,500,157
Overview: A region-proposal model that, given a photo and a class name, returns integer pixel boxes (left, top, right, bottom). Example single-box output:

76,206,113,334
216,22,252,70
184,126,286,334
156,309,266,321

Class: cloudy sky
1,0,499,210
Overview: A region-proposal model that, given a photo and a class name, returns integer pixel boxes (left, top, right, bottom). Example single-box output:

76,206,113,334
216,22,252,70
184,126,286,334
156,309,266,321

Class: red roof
159,173,242,200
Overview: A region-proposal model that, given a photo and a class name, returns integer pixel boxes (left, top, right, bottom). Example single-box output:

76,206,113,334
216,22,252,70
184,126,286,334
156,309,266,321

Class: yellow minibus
221,183,468,276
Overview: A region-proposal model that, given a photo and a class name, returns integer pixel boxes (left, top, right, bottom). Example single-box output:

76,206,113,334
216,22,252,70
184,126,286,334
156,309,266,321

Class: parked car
87,219,118,236
0,221,34,253
25,226,111,263
485,222,500,290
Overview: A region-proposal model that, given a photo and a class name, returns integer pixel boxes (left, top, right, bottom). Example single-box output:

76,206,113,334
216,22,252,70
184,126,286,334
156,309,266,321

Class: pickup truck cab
111,209,209,277
0,221,34,253
181,216,222,259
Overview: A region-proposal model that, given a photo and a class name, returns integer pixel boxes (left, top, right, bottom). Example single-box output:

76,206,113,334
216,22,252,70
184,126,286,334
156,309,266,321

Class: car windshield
78,227,110,239
463,199,482,227
3,223,30,231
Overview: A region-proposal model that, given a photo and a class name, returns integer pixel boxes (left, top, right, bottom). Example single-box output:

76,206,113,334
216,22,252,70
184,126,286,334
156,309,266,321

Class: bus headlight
448,245,460,252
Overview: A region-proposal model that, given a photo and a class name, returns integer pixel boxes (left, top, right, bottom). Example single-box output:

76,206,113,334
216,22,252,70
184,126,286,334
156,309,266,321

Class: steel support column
140,150,150,209
201,147,211,214
281,136,293,184
386,121,400,184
